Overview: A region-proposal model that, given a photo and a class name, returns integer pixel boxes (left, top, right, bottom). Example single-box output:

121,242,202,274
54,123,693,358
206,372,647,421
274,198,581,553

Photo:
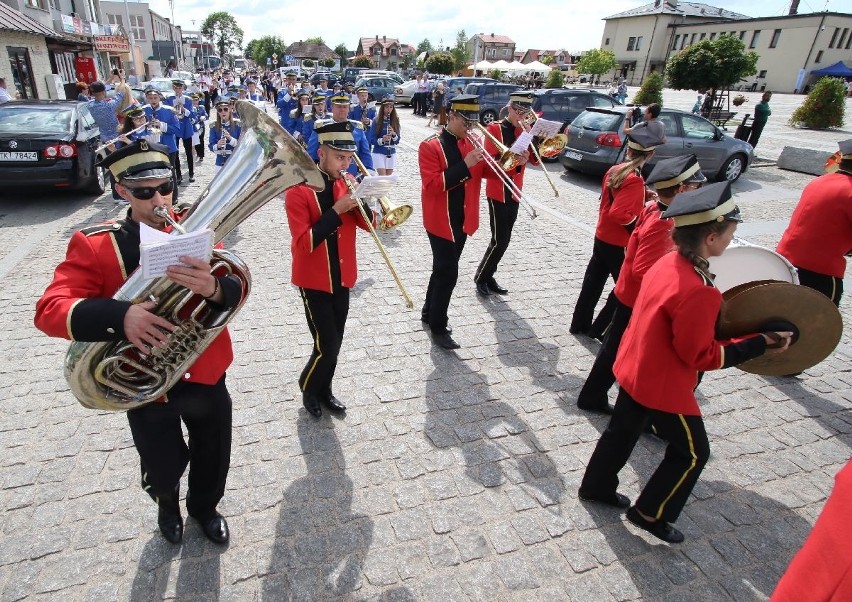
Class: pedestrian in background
748,91,772,150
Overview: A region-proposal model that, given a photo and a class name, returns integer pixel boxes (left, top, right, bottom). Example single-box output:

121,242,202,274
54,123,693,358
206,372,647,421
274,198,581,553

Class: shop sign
94,35,130,53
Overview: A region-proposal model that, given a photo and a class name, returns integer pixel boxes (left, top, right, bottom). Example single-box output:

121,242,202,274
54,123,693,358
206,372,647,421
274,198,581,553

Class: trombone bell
538,134,568,159
377,196,413,231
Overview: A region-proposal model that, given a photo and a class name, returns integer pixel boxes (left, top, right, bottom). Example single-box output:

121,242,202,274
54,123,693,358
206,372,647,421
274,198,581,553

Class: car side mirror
714,129,724,141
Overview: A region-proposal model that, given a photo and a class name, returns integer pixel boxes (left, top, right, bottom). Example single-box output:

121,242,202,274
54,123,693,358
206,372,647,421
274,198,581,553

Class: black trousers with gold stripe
298,287,350,397
475,197,520,285
795,266,843,307
581,388,710,524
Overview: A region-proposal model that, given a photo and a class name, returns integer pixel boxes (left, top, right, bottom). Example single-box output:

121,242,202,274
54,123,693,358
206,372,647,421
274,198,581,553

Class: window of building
699,33,706,41
769,29,781,48
709,33,716,40
680,35,688,49
130,14,146,41
605,38,610,45
24,0,45,9
390,48,397,56
690,33,697,45
847,33,852,50
49,0,59,9
107,14,124,33
739,31,746,40
671,35,680,50
829,27,839,48
636,36,643,50
627,37,636,51
815,50,823,63
758,70,767,78
750,30,761,49
503,48,510,57
7,46,37,99
839,28,850,49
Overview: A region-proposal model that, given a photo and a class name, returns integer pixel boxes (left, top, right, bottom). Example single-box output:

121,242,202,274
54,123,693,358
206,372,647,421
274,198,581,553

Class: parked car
0,100,106,193
342,67,368,84
394,79,418,106
531,88,619,130
138,78,177,99
353,76,398,102
106,86,148,106
361,71,403,84
444,77,496,102
464,82,522,125
559,106,753,182
309,72,339,87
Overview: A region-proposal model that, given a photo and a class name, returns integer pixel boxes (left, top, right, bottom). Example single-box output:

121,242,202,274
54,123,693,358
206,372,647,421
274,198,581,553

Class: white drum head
708,245,798,293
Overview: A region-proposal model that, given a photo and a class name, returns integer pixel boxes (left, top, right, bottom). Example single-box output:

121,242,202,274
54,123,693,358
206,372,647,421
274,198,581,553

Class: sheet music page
529,118,563,138
353,175,398,198
140,227,213,280
510,131,535,155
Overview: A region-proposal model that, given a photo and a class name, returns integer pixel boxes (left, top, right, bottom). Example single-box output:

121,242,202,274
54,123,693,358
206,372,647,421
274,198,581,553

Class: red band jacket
34,210,241,388
419,129,484,242
614,201,675,308
482,119,538,202
285,171,375,293
776,171,852,278
595,166,647,247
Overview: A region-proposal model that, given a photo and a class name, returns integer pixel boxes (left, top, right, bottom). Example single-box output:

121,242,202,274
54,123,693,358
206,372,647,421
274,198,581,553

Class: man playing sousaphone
34,141,241,546
285,121,376,418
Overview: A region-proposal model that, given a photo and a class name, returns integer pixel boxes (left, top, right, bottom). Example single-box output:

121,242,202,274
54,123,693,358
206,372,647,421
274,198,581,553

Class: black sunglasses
124,181,174,200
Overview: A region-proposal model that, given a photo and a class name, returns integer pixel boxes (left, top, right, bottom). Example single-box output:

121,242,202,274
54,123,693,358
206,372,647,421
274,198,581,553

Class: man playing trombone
419,95,485,349
474,91,537,297
285,121,376,418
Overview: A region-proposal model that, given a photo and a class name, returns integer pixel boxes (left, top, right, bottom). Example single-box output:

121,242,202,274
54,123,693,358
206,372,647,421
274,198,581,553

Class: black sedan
0,101,106,193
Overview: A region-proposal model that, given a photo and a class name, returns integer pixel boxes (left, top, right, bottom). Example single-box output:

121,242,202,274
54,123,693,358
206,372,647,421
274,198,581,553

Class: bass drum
707,242,799,293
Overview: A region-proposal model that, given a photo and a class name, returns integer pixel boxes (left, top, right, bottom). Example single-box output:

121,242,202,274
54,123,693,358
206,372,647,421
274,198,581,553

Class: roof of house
471,33,515,45
358,36,408,57
605,1,749,21
0,2,58,37
285,41,339,60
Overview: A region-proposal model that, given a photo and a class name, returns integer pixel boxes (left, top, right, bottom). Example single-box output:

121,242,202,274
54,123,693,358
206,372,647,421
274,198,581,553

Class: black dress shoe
577,402,614,415
433,332,461,350
302,391,322,418
626,506,684,543
420,317,452,334
487,279,508,295
323,392,346,412
475,281,492,297
195,513,229,545
189,176,195,183
176,177,183,185
578,489,631,509
158,507,184,544
569,325,589,335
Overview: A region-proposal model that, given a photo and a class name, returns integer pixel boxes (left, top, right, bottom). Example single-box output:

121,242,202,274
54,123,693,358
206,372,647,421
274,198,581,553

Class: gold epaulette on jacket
80,223,121,237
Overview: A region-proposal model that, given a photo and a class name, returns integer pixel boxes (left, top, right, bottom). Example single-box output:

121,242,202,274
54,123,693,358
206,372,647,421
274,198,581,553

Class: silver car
559,106,754,182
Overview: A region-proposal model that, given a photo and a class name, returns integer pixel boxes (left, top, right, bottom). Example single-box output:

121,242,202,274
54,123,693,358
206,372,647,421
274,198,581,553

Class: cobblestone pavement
0,98,850,601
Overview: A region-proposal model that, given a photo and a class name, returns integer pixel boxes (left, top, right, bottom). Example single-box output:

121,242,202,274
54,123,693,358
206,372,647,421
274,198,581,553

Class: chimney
376,35,379,41
383,35,386,42
789,0,799,14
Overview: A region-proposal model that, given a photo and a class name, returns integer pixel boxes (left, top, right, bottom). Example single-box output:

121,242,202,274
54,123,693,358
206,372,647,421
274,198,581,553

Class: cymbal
717,282,843,376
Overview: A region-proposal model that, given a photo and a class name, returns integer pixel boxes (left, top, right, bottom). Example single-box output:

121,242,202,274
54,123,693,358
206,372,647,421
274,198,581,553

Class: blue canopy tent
810,61,852,78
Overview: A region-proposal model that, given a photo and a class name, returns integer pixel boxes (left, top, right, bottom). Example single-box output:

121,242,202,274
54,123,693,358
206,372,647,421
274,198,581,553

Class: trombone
351,154,413,231
520,111,567,197
339,171,414,309
469,124,538,219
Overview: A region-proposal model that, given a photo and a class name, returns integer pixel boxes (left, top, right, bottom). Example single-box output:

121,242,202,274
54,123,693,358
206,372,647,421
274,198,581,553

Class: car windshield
146,80,173,92
0,107,73,134
571,111,621,132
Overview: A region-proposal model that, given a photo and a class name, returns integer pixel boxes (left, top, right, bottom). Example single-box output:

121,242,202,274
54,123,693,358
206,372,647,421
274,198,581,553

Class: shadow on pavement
764,376,852,451
260,415,376,600
129,531,223,601
424,347,566,505
582,480,814,601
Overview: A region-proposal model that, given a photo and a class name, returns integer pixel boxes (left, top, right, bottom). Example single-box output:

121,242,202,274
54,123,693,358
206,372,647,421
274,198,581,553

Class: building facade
355,36,410,71
467,33,516,65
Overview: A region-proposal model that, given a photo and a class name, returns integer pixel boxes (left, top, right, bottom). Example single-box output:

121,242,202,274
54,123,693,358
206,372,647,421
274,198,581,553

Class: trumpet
351,155,412,231
469,127,538,219
339,171,414,309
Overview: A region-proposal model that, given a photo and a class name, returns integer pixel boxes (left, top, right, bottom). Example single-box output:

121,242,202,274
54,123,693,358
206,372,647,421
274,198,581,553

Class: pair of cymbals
717,281,843,376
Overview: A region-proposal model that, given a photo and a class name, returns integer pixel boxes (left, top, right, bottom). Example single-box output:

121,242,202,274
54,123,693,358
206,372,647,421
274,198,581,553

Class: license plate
0,151,38,162
565,151,583,161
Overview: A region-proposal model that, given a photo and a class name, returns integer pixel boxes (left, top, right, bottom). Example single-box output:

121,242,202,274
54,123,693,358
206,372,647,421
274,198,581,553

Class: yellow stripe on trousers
299,288,323,391
655,414,698,520
474,198,499,283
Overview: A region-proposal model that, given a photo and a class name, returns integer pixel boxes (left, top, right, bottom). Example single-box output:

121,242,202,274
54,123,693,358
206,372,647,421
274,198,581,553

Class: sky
142,0,837,57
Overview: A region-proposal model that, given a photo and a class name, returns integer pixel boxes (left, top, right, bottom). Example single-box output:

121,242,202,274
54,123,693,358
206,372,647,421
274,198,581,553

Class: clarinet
381,120,393,157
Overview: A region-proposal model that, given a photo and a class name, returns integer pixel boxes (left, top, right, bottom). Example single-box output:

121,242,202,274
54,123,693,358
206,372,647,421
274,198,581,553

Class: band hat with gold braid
122,104,147,119
449,94,480,121
626,127,665,152
171,79,185,88
379,95,395,105
509,91,535,108
312,93,327,105
330,92,351,105
96,140,173,182
662,180,741,227
355,86,368,93
315,120,357,152
840,139,852,159
645,154,706,190
214,98,231,108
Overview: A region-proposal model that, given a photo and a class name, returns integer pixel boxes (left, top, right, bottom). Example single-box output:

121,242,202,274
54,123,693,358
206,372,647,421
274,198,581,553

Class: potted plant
732,94,748,107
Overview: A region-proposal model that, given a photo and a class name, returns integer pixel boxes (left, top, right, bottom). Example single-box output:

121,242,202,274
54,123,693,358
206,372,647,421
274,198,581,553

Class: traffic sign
266,57,272,65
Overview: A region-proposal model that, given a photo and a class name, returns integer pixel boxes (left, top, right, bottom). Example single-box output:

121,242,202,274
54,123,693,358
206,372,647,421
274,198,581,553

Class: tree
201,12,244,59
632,72,665,106
545,70,564,89
576,49,617,85
450,29,468,71
305,36,324,45
320,57,336,68
244,35,286,67
425,51,454,75
351,55,373,68
790,77,847,129
303,59,314,67
540,55,554,66
488,68,503,81
417,39,433,55
666,36,758,92
334,43,348,62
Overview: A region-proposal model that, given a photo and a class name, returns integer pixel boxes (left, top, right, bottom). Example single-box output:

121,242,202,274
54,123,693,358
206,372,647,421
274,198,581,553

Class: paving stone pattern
0,93,850,601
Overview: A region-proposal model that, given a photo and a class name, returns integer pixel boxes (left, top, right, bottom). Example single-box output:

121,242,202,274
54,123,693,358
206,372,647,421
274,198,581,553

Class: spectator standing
747,91,772,150
0,77,18,103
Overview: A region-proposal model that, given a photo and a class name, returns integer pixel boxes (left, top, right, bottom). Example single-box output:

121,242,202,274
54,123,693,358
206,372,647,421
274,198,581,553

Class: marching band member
34,141,242,546
473,91,536,298
367,96,400,176
570,129,664,339
315,75,332,109
419,95,485,350
143,88,180,200
576,154,706,414
208,99,241,171
285,121,376,418
306,92,374,178
301,93,329,143
776,139,852,307
579,182,791,544
287,90,312,140
191,93,207,163
349,86,376,129
165,79,197,184
115,105,156,148
246,78,264,102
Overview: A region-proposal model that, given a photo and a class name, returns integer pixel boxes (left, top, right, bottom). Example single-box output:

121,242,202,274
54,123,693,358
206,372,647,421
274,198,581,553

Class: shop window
7,47,37,99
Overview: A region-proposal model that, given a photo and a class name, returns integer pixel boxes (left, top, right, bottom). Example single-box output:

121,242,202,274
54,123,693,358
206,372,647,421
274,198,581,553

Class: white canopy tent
505,60,528,72
523,60,553,73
